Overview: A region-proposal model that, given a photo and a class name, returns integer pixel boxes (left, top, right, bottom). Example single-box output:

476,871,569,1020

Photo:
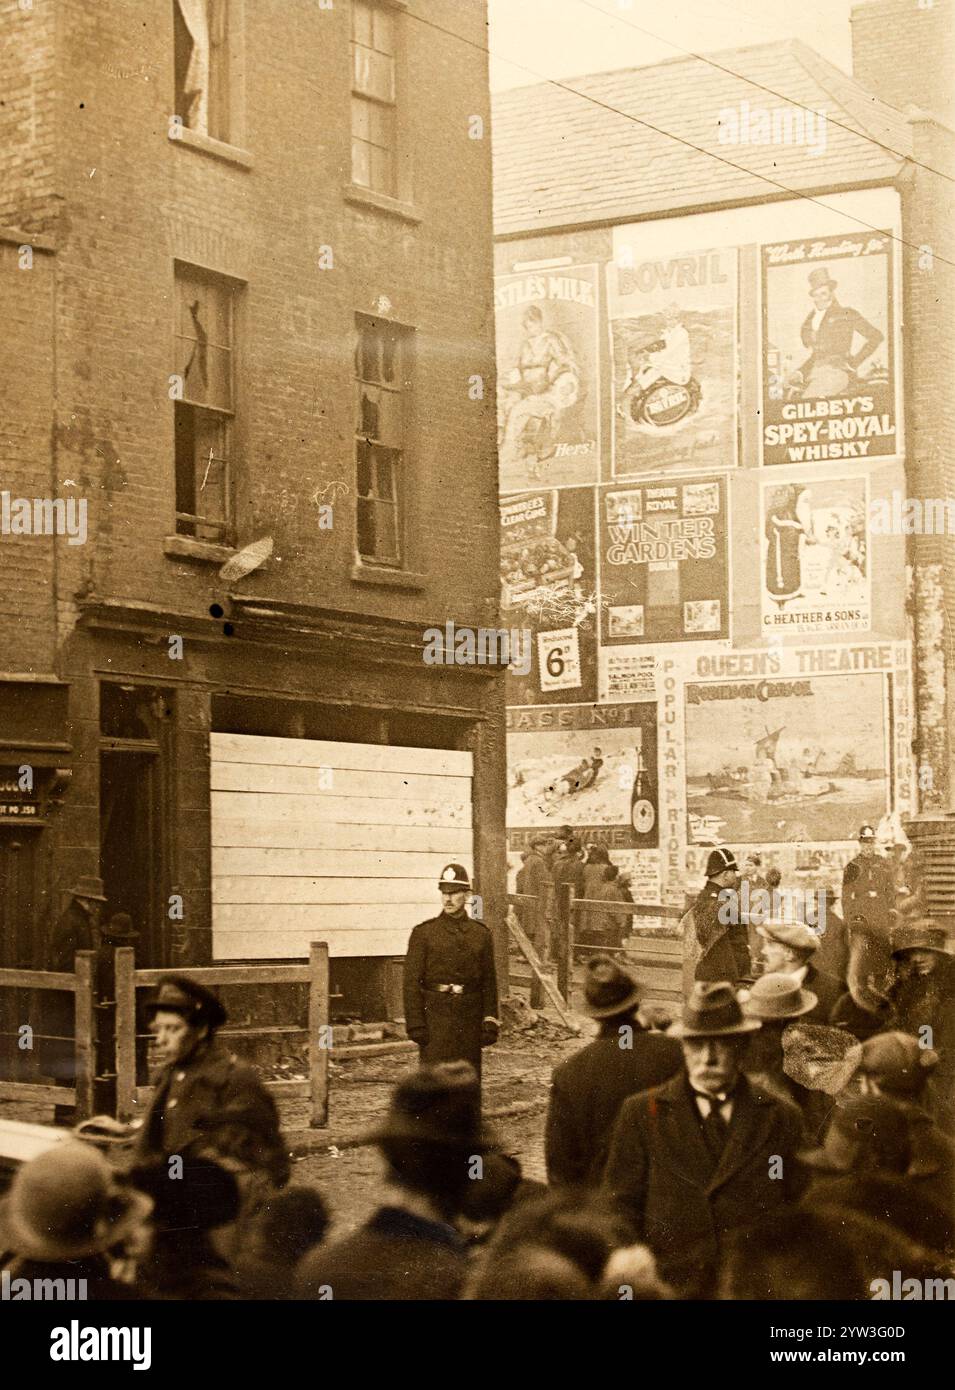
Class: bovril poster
495,265,600,494
761,230,898,466
608,242,737,475
598,476,730,644
761,475,870,635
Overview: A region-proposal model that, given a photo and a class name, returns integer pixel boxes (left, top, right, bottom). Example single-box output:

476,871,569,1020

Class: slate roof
491,39,913,235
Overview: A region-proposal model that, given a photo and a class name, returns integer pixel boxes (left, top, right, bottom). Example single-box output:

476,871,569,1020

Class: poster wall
761,230,898,466
506,703,658,850
760,475,870,636
501,487,597,705
495,265,601,494
598,476,730,644
608,244,737,476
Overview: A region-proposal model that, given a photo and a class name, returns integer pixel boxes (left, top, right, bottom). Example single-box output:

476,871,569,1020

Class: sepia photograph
0,0,953,1365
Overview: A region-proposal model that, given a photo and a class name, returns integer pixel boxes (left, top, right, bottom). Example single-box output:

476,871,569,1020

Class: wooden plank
212,847,465,879
212,925,413,961
0,1082,75,1105
210,761,472,803
507,918,580,1033
134,963,312,985
114,947,137,1122
212,792,472,830
73,952,95,1121
209,811,473,855
214,903,434,936
0,968,77,990
309,942,330,1128
211,732,473,778
212,877,442,906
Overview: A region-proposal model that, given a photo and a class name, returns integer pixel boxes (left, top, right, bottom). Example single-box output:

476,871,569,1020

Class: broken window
351,0,398,196
174,0,231,141
174,266,237,542
355,316,412,566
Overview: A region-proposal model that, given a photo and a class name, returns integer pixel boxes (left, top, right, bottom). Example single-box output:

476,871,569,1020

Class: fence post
556,883,574,1002
73,951,96,1121
114,946,136,1121
308,942,330,1128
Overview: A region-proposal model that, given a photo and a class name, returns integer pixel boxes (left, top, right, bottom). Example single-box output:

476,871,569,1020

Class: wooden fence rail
0,952,96,1120
113,943,331,1128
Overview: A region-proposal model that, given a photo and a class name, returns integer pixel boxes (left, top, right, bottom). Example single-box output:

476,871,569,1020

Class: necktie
701,1097,729,1158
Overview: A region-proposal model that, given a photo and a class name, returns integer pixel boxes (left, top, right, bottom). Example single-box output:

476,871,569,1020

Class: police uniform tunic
402,911,498,1078
842,853,895,936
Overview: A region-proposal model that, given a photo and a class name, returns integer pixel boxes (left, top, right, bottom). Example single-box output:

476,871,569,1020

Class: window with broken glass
355,316,412,566
174,0,232,142
351,0,398,196
174,268,237,542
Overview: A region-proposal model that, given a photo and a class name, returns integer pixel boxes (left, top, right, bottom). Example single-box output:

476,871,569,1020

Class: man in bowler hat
134,974,290,1246
545,955,681,1187
602,980,805,1296
298,1062,491,1300
403,864,499,1081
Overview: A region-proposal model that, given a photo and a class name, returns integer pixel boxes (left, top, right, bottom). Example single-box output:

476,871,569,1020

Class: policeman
842,823,896,1000
402,864,500,1082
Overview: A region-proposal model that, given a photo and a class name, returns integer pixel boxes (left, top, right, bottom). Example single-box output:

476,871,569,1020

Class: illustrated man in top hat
134,974,290,1249
789,267,883,399
602,980,804,1297
403,865,500,1083
545,955,681,1188
682,847,751,986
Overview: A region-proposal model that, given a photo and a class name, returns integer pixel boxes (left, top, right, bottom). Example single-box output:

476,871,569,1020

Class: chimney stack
850,0,955,127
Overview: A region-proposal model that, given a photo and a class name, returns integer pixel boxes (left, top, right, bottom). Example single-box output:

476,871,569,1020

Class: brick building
0,0,505,1021
492,1,955,915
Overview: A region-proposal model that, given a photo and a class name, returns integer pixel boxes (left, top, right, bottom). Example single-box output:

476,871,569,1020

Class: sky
487,0,856,90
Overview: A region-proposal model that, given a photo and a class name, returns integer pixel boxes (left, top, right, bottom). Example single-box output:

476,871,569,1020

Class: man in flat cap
403,865,499,1082
134,974,290,1247
682,847,751,987
545,955,681,1188
602,980,804,1296
757,919,843,1025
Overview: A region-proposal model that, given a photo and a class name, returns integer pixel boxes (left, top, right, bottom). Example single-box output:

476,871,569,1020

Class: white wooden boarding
210,733,474,960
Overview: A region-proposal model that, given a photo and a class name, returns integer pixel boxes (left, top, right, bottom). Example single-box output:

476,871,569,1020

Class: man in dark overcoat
403,864,499,1082
602,980,805,1296
682,847,751,986
133,975,290,1252
545,955,681,1187
887,920,955,1135
842,823,896,999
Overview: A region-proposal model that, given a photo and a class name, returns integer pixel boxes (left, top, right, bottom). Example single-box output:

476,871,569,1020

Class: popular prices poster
608,241,737,476
598,476,729,645
760,230,899,466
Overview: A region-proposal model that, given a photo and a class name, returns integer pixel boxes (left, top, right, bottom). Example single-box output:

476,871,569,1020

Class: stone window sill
344,183,420,224
350,561,424,591
171,127,254,170
164,535,236,565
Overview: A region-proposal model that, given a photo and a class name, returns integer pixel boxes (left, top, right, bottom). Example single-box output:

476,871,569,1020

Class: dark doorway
100,752,162,966
0,828,41,1082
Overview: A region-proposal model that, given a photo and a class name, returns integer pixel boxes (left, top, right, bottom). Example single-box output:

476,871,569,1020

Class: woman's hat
668,981,761,1038
0,1142,153,1261
70,876,108,902
143,974,228,1030
741,972,818,1021
891,920,953,958
581,955,642,1019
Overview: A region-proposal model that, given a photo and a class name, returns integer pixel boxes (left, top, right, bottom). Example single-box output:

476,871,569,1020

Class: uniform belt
427,983,476,996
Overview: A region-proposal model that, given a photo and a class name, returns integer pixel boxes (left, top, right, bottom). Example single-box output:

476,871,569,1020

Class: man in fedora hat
0,1141,152,1299
789,268,883,399
682,847,751,986
403,864,499,1082
602,980,804,1296
740,972,833,1140
134,974,290,1244
44,876,109,1114
756,920,843,1025
298,1062,492,1300
544,955,681,1188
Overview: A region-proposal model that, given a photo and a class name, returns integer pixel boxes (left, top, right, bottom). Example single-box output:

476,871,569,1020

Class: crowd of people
515,828,635,953
1,826,952,1301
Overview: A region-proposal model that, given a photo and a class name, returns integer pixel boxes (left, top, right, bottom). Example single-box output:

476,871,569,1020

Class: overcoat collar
653,1071,777,1194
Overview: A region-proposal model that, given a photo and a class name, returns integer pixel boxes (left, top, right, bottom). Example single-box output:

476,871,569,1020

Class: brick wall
851,0,955,126
48,0,499,641
0,0,57,234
